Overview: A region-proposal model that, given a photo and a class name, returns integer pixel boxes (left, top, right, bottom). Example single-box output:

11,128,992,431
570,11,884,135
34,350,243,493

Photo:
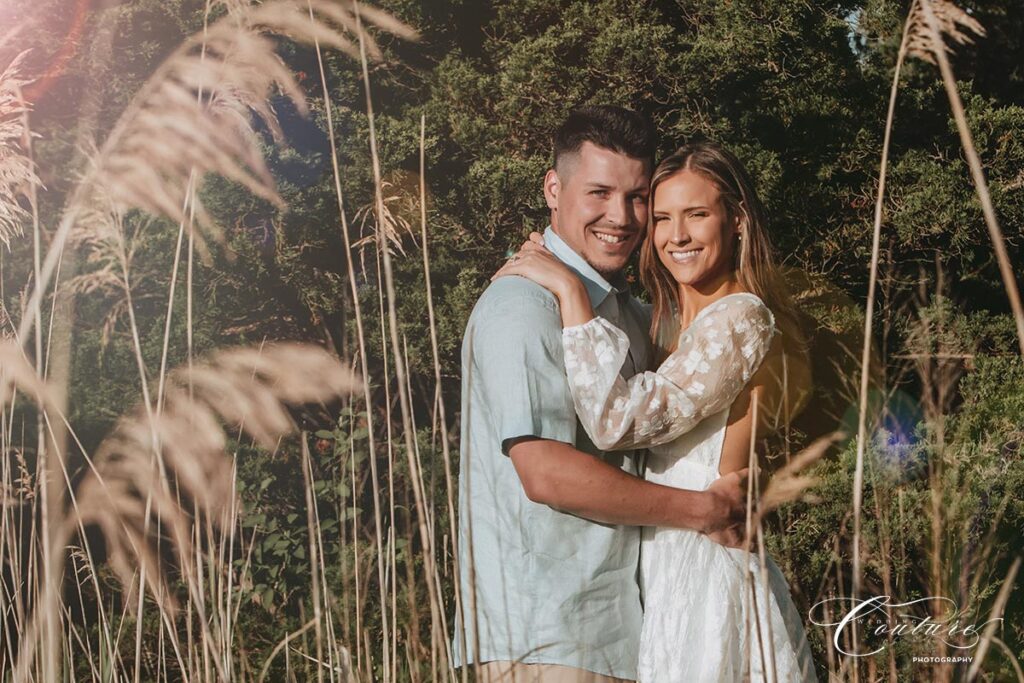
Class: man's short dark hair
553,105,657,173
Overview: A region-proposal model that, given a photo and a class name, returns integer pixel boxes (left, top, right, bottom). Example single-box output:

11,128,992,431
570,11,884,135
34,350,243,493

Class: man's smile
589,228,637,250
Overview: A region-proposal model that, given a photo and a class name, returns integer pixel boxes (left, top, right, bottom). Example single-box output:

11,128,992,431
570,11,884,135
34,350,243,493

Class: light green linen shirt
452,227,652,679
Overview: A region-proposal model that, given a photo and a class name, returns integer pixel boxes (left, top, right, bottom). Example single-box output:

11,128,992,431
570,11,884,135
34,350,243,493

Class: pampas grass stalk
0,52,39,248
371,243,398,682
300,435,327,683
351,4,447,681
850,10,916,675
966,556,1021,681
908,0,1023,350
418,113,464,683
305,3,397,677
16,0,413,350
742,394,758,679
849,3,1017,679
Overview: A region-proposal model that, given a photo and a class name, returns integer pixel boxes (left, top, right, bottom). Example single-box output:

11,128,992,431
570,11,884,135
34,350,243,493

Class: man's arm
508,437,747,535
470,282,746,541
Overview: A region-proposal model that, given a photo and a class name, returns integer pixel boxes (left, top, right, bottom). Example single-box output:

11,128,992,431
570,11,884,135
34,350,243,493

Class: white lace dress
562,293,817,683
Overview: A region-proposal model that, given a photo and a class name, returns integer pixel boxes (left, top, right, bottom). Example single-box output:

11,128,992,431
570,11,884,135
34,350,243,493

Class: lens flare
20,0,92,103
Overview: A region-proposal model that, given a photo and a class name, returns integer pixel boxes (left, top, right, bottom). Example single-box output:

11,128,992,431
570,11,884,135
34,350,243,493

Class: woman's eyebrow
653,204,711,212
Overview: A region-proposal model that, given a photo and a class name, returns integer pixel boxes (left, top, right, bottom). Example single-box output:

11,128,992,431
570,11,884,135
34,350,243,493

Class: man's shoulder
473,276,560,319
463,278,567,368
463,278,564,353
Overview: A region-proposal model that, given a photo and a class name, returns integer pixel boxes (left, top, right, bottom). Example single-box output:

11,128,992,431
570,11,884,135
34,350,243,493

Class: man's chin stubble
584,255,629,279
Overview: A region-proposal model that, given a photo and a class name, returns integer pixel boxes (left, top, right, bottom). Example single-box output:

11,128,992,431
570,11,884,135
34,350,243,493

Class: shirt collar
543,226,630,308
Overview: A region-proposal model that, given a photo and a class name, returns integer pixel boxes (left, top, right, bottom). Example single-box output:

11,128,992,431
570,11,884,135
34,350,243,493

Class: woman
494,141,817,682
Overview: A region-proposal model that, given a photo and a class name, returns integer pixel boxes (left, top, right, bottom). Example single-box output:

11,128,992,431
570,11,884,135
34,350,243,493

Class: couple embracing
453,106,818,683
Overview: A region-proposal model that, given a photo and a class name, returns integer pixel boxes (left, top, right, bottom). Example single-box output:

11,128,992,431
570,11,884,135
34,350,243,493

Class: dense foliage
2,0,1022,679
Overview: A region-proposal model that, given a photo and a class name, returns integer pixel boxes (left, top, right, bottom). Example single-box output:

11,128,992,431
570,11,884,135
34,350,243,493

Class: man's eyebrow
582,182,650,193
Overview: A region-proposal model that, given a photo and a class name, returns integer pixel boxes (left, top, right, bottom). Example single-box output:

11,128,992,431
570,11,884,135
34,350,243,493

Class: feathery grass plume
906,0,984,64
353,179,418,255
0,51,41,248
0,340,54,411
67,343,360,613
0,25,29,54
15,0,417,347
215,0,253,17
758,432,844,515
68,0,417,257
67,207,161,353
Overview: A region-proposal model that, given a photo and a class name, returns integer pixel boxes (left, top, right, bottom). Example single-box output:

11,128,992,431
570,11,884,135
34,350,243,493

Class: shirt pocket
523,504,584,561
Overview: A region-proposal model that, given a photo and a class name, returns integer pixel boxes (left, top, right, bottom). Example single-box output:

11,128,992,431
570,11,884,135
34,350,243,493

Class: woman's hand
491,232,577,300
491,231,595,327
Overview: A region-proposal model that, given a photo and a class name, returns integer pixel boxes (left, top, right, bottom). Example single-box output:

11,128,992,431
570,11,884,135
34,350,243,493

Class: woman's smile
666,246,704,263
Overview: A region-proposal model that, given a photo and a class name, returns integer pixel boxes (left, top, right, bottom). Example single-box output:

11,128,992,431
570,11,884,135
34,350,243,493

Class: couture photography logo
809,595,1002,660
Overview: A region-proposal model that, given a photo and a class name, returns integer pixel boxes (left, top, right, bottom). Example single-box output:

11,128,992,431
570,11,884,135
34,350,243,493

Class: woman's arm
491,233,595,328
551,277,594,328
564,295,776,451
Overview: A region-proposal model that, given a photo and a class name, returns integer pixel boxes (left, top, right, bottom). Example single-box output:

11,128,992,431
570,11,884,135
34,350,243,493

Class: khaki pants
476,661,633,683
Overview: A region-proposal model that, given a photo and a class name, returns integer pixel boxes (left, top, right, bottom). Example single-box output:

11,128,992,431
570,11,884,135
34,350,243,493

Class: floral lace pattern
562,293,818,681
562,293,776,451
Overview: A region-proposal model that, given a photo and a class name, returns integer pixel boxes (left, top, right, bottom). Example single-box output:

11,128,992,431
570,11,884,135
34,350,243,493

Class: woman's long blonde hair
639,140,802,363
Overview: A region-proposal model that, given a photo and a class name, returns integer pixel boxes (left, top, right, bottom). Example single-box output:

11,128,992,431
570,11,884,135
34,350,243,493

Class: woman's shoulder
695,292,775,332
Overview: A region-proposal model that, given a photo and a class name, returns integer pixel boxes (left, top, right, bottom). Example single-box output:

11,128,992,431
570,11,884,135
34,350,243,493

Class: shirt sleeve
561,295,776,451
467,288,577,455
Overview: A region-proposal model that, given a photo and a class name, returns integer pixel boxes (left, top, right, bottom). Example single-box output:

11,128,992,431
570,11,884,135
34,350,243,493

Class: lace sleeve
561,294,776,451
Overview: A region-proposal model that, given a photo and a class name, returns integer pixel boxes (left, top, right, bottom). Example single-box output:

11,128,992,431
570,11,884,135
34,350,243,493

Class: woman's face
652,169,740,290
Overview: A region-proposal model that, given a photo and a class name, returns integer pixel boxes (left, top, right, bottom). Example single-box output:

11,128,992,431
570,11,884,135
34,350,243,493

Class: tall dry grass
1,1,417,680
846,2,1021,681
0,0,1021,681
0,51,38,249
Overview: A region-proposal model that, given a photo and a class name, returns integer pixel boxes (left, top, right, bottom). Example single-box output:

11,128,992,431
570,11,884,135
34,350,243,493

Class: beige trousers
476,661,633,683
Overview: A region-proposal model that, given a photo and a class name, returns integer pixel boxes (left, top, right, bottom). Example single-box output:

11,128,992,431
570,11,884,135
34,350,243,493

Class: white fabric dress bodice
562,293,818,682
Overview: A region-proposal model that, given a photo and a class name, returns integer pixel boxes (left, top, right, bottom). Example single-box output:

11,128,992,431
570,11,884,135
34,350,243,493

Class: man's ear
543,168,560,211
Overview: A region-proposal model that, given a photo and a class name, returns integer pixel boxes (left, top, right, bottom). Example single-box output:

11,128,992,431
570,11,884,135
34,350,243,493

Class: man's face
544,142,650,277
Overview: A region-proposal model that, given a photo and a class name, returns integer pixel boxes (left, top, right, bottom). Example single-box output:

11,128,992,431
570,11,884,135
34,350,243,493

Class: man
453,106,747,683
